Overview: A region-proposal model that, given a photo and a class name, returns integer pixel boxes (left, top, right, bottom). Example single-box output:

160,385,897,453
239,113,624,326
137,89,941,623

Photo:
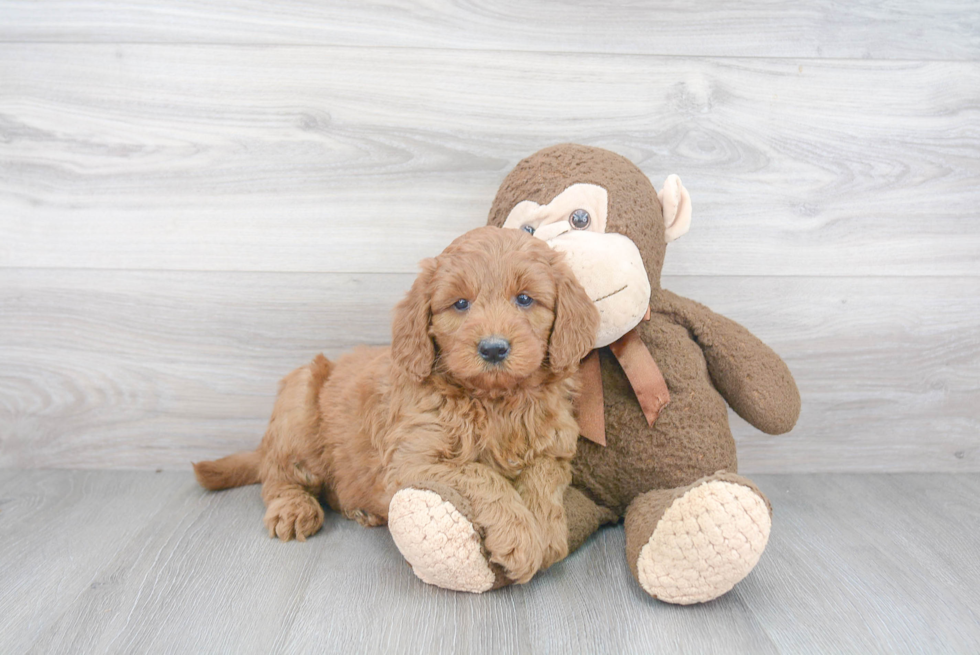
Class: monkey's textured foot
388,487,497,593
627,474,771,605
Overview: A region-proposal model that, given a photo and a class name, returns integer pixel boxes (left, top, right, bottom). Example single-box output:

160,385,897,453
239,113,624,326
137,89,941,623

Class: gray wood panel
0,470,196,654
2,270,977,472
744,474,980,652
2,1,978,478
2,46,978,276
0,1,977,61
1,470,977,653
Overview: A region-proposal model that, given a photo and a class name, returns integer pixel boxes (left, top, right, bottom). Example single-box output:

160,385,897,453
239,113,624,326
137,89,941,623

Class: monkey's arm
653,289,801,435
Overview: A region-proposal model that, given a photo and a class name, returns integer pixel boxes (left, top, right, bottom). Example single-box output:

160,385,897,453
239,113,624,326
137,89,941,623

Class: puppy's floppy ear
548,252,600,376
392,258,437,382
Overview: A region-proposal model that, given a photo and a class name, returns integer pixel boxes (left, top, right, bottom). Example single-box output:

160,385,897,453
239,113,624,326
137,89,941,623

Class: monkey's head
487,144,691,348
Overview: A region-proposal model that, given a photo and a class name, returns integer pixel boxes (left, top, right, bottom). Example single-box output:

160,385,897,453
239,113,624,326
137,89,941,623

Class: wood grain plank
277,524,780,655
0,0,977,61
2,46,978,276
21,477,321,654
2,471,977,653
2,470,778,655
0,469,194,653
742,474,980,652
1,270,977,472
0,269,406,470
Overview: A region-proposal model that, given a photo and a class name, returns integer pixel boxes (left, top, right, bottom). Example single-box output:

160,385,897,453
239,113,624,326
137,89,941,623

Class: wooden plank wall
1,1,978,471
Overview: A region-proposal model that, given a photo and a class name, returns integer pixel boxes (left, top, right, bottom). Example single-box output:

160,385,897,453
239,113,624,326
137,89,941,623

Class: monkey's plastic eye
515,293,534,308
453,299,470,311
521,224,535,235
569,209,591,229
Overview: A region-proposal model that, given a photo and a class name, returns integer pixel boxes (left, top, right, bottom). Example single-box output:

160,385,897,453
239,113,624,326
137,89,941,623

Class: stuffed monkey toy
388,144,801,604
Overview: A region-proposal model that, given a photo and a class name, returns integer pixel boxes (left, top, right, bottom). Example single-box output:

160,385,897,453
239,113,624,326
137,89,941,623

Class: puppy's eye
569,209,591,229
453,299,470,311
515,293,534,308
521,224,535,235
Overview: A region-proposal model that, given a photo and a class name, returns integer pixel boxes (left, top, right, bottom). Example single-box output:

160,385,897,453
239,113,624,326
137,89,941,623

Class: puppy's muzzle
478,337,511,364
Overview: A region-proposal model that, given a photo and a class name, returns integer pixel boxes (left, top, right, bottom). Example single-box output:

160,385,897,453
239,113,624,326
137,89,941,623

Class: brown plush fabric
623,486,688,582
487,144,800,529
564,486,618,554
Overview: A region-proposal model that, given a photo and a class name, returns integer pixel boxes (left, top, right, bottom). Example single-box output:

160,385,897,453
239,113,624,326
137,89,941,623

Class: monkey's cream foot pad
388,488,495,593
637,480,771,605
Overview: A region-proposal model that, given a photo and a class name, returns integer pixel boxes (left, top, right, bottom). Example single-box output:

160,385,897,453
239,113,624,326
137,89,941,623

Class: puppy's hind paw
263,493,324,542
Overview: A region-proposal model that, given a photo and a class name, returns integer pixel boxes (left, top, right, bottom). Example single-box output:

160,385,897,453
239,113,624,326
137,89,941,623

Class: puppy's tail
194,450,261,490
194,354,334,491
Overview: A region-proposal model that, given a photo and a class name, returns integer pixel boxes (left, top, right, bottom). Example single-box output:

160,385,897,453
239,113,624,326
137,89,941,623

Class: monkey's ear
391,258,437,382
658,174,691,242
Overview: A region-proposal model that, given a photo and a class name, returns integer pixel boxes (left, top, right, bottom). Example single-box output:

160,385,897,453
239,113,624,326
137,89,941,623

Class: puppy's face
392,226,599,391
428,237,557,390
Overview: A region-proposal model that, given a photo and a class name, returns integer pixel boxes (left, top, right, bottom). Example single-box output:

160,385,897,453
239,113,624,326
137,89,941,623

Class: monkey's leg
387,484,617,593
624,472,771,604
565,486,618,554
387,481,503,593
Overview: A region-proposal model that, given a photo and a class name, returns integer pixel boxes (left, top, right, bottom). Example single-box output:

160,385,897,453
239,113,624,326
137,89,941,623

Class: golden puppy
194,226,599,583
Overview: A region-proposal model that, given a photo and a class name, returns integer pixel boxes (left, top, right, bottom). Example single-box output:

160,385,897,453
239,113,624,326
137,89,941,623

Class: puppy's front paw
263,493,324,542
539,518,569,571
484,514,544,584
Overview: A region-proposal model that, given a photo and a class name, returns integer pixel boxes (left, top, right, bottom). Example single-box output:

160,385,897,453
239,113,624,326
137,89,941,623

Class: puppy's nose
478,337,511,364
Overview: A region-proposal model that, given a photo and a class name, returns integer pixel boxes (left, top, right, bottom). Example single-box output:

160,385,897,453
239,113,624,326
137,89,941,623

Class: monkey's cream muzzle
533,224,650,348
500,181,653,349
500,175,691,348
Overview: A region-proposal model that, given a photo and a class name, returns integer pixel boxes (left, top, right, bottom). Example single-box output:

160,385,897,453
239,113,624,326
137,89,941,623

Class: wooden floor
1,470,977,654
